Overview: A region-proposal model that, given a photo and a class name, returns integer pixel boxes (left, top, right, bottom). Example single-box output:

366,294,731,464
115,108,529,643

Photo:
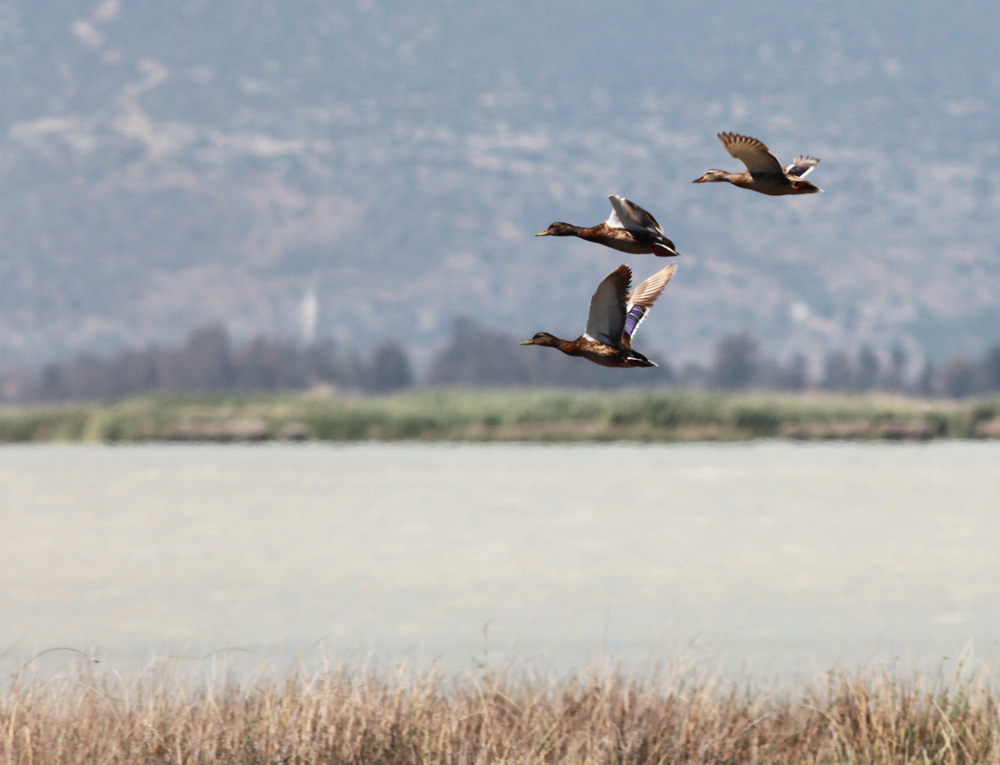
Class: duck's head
692,169,729,184
535,222,575,237
520,332,560,348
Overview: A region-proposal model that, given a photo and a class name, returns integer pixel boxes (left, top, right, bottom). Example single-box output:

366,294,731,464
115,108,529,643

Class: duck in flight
520,263,676,368
693,132,822,196
536,195,680,257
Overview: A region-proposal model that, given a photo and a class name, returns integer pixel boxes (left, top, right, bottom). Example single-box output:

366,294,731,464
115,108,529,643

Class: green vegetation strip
2,390,1000,443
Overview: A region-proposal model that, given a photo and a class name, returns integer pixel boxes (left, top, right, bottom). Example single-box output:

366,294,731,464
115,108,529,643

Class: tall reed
2,656,997,763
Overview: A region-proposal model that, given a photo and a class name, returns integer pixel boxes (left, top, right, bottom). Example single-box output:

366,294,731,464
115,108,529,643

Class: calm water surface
2,441,999,679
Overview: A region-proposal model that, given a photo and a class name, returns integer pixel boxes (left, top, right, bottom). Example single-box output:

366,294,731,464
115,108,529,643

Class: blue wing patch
623,305,646,339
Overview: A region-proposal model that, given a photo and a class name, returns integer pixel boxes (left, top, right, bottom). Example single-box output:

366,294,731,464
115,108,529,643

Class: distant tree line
426,321,1000,399
1,325,413,403
2,320,1000,403
695,332,1000,398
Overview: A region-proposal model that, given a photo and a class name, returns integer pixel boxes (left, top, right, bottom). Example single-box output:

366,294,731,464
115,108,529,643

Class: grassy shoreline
2,389,1000,444
2,659,998,763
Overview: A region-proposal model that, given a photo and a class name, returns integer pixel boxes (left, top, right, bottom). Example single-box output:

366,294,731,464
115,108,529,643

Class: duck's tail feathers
653,240,680,257
627,355,657,368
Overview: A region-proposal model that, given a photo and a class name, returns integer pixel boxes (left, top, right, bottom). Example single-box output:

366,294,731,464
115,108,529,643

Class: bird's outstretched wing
607,195,663,234
785,155,820,178
718,132,784,175
621,264,677,349
584,265,631,346
607,195,680,257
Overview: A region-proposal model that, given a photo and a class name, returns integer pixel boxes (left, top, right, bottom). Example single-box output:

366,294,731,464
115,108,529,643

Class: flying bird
536,195,680,257
693,132,822,195
520,263,677,368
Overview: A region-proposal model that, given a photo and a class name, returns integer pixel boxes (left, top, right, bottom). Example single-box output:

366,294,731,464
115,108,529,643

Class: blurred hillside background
2,0,999,390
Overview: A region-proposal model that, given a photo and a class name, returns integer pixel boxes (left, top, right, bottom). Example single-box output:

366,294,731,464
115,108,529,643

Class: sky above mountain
2,0,999,374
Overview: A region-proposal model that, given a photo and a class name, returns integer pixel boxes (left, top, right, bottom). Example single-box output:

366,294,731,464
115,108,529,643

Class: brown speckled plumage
693,132,823,196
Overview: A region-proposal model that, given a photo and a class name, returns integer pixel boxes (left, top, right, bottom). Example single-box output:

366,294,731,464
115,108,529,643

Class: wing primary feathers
621,264,677,348
584,264,631,346
717,132,784,175
785,155,821,178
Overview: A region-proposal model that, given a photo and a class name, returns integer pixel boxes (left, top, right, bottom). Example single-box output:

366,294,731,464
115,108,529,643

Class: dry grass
2,657,998,764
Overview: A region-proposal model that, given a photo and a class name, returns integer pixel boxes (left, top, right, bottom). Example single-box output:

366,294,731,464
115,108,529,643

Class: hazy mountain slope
1,0,999,372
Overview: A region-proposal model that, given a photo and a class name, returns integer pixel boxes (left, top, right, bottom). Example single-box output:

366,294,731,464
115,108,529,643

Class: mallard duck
693,132,822,195
536,195,679,257
520,263,676,368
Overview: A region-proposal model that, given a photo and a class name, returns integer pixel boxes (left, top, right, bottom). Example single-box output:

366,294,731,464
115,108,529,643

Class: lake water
2,441,999,681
